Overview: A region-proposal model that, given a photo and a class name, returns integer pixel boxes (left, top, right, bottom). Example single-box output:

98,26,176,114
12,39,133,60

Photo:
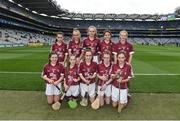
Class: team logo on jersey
50,73,57,80
70,70,76,75
58,52,63,57
68,75,73,81
52,68,56,73
75,49,80,55
84,72,90,79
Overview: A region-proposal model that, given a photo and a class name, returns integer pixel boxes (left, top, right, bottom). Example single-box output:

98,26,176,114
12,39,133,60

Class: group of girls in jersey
41,26,134,113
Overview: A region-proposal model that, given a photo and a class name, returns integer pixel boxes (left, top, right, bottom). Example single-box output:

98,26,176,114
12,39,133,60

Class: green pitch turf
0,45,180,92
0,90,179,120
0,45,180,119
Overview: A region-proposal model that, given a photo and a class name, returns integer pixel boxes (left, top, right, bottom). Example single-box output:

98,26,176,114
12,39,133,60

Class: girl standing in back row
83,26,100,63
68,28,84,64
99,29,115,62
51,32,68,66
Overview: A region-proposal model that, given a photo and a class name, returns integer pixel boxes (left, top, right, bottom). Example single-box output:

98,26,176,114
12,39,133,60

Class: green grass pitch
0,45,180,120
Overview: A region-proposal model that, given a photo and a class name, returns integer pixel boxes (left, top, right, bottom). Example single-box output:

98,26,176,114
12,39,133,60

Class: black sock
71,96,78,100
64,96,70,102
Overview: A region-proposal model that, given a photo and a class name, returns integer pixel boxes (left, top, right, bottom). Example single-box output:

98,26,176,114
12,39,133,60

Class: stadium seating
0,0,180,47
0,28,54,45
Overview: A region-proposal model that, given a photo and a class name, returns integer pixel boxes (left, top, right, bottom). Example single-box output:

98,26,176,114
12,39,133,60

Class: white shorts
93,55,99,64
45,83,62,96
80,83,96,98
111,85,128,104
97,85,111,97
65,85,80,97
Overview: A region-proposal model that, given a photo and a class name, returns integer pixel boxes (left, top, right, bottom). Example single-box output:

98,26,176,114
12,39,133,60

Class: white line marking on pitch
0,71,41,74
0,71,180,75
135,73,180,75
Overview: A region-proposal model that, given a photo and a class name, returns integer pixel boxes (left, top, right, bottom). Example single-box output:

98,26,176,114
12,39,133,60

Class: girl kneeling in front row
111,51,132,113
41,52,64,105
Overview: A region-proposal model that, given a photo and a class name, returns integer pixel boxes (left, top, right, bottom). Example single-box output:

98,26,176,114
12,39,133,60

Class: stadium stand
0,0,180,47
0,28,54,46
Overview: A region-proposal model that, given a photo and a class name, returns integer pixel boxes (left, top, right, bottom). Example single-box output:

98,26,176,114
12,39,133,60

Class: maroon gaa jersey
68,39,83,57
97,63,112,86
65,64,79,86
99,40,114,54
79,61,97,84
111,63,132,89
83,37,100,55
42,63,64,83
113,41,134,62
51,42,67,62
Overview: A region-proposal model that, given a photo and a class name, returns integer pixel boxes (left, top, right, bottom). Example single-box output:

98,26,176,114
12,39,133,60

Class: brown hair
117,50,127,58
103,29,112,36
55,32,64,43
48,52,59,65
102,50,112,62
102,50,111,57
83,48,93,61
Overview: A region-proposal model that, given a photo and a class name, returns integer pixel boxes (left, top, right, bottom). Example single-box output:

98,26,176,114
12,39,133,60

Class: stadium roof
12,0,68,15
10,0,179,21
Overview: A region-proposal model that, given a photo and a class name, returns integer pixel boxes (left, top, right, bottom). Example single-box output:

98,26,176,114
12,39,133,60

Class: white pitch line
0,71,180,75
0,71,41,74
135,73,180,76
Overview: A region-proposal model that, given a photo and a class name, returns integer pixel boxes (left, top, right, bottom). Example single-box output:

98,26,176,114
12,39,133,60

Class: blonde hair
71,28,82,48
120,30,128,36
73,28,81,38
66,54,76,75
87,26,98,37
